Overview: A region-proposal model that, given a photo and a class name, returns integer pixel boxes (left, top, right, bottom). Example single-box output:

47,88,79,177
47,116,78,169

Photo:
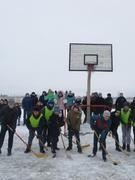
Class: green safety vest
43,106,54,121
30,114,43,128
132,121,135,127
121,108,131,126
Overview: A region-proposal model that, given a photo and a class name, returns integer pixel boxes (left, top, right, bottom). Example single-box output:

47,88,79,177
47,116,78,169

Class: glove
91,126,94,130
91,125,96,130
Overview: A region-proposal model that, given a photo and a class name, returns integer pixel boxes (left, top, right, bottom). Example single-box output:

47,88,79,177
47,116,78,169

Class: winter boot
7,148,12,156
78,147,82,153
127,144,131,152
0,148,2,154
103,154,107,162
24,147,30,153
40,147,45,154
56,147,60,150
66,146,72,151
116,146,121,152
52,150,56,154
122,143,126,150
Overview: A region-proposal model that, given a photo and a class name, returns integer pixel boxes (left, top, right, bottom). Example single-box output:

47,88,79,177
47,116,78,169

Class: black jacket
49,113,65,137
110,111,121,131
0,105,18,129
115,97,127,110
130,100,135,121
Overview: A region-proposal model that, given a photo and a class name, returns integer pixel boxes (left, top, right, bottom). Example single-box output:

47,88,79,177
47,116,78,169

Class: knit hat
8,99,15,105
54,106,60,112
124,102,130,107
33,106,40,112
48,99,54,104
107,93,111,97
103,110,110,117
115,110,120,114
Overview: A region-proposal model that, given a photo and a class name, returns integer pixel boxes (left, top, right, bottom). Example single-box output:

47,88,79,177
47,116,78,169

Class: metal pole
86,66,92,123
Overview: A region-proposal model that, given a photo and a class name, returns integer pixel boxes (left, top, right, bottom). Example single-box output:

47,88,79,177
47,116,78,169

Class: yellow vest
30,114,43,128
121,108,131,126
44,106,54,121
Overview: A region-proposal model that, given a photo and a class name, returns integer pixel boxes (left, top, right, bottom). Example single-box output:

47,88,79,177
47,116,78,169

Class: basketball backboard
69,43,113,71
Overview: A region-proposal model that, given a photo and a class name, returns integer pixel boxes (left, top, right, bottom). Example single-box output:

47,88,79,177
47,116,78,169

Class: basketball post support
86,64,94,123
69,43,113,124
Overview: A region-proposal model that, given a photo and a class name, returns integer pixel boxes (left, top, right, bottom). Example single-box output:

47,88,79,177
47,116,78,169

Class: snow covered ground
0,116,135,180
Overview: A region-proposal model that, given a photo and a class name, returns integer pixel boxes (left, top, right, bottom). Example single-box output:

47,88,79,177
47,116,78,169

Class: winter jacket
105,97,113,109
31,95,38,108
66,95,75,107
39,95,48,107
15,106,22,118
0,105,18,130
110,111,121,131
49,113,65,137
66,109,82,131
46,92,57,101
130,100,135,126
94,97,105,115
22,97,32,110
115,97,127,110
57,91,65,110
90,115,111,140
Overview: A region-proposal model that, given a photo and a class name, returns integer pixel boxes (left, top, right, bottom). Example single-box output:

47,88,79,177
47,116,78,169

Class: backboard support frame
69,43,113,123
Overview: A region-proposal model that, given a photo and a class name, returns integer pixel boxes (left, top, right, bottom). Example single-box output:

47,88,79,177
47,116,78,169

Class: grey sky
0,0,135,97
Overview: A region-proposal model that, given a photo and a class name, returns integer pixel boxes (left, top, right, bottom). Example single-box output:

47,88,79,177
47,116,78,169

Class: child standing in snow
120,102,132,152
66,105,82,153
90,110,111,162
24,106,45,154
49,106,65,154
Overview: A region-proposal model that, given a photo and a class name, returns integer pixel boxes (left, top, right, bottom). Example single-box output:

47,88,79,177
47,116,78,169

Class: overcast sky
0,0,135,97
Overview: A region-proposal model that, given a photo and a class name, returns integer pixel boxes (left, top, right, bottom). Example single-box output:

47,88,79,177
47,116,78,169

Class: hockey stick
7,125,47,158
94,129,120,165
59,129,72,160
61,133,90,148
73,133,89,157
126,128,135,150
112,135,129,156
33,132,56,158
130,134,135,149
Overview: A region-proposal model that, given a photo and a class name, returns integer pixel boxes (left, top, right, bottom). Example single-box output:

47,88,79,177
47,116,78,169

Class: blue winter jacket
22,97,32,110
90,115,111,139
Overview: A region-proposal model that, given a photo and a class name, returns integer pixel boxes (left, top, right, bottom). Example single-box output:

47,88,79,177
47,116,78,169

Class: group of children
0,91,135,162
24,98,83,155
90,101,135,162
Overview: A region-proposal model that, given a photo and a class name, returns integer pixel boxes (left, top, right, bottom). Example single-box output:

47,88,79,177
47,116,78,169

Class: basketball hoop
69,43,113,123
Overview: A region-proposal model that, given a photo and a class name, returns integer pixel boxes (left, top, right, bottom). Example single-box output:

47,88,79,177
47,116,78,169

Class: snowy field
0,114,135,180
